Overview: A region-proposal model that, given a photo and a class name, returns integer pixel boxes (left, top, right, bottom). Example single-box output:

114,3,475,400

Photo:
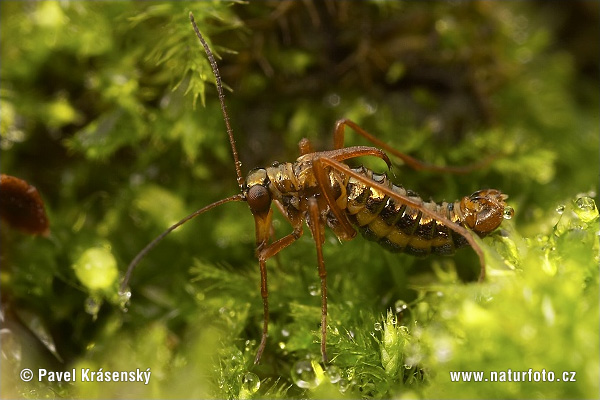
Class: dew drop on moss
244,339,256,353
118,290,131,312
374,322,382,331
503,205,515,219
326,365,341,383
291,359,323,389
555,204,565,214
394,300,408,313
574,196,598,223
241,372,260,395
84,296,102,320
338,378,349,393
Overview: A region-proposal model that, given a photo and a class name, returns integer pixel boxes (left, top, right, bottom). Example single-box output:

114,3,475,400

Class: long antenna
189,12,244,189
120,194,244,293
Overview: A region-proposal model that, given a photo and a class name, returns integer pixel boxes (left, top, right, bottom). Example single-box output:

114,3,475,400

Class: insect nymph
121,12,513,364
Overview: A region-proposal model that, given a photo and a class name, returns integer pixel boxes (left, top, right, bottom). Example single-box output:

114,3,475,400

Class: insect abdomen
344,166,468,256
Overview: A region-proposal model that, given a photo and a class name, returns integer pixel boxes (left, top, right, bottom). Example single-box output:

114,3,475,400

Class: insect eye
247,185,271,214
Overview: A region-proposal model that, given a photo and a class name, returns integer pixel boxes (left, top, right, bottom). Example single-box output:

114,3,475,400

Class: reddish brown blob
0,174,49,236
460,189,507,236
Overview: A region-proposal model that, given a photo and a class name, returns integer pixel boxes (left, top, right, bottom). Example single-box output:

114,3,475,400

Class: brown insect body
343,173,508,256
247,160,508,258
123,13,513,366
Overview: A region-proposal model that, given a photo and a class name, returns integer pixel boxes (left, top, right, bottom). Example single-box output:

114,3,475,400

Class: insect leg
273,199,294,225
333,118,497,174
317,146,391,169
298,137,315,156
309,145,397,241
307,197,329,363
311,158,357,240
317,156,487,280
253,213,304,364
266,200,298,270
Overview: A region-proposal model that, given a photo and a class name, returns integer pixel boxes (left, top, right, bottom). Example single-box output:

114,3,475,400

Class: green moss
1,2,598,399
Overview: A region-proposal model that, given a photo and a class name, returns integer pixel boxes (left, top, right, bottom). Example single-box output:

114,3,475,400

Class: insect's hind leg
333,118,496,174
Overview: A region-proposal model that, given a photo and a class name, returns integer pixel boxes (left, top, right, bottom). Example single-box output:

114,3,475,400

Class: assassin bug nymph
121,12,513,364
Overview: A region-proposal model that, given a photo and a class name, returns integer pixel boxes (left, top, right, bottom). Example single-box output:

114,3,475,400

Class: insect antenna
189,11,244,189
120,194,244,293
121,15,248,293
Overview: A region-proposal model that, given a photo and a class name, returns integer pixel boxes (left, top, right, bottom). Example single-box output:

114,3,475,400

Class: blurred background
1,1,598,399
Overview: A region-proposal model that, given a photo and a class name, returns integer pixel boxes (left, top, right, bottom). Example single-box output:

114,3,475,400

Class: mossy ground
1,2,598,399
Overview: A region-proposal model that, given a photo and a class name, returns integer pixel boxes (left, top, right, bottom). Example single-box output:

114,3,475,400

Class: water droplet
0,328,22,367
84,296,102,320
373,322,382,331
338,378,349,393
574,197,599,223
281,328,290,337
394,300,408,313
241,372,260,395
118,290,131,312
361,98,378,115
326,365,341,384
555,204,565,215
291,359,323,389
503,205,515,219
308,284,320,296
244,340,255,353
327,93,341,107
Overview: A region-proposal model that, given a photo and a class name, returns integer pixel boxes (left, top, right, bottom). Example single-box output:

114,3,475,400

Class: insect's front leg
253,211,304,364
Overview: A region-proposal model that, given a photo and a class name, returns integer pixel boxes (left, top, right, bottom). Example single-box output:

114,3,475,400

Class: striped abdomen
341,166,504,256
